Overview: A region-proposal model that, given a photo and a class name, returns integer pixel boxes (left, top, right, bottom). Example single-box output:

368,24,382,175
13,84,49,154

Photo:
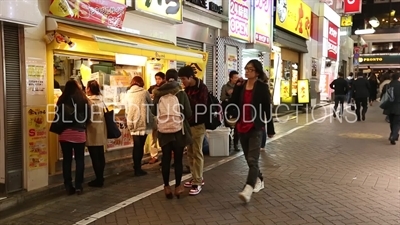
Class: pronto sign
275,0,312,39
327,21,338,61
344,0,362,14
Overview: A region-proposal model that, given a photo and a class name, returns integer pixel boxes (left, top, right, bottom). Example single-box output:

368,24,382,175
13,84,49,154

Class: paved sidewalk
2,105,399,225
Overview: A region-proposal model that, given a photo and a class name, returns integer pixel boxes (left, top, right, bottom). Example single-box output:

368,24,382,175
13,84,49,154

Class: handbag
379,85,394,110
49,98,76,135
103,102,121,139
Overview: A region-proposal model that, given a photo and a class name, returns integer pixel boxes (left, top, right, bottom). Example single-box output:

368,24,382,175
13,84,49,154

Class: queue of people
50,60,275,204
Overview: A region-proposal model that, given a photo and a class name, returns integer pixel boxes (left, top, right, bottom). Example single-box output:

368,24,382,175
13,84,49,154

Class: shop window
53,55,145,160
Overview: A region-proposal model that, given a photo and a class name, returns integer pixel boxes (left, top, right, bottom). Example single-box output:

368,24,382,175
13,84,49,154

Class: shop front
271,0,312,108
177,0,226,94
316,4,341,101
21,0,207,191
0,1,42,194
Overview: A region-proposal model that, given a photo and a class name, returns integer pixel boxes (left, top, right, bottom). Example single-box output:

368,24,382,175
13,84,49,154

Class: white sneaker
253,178,264,193
239,184,253,203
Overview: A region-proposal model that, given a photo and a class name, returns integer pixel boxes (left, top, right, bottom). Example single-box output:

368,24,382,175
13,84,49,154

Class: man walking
178,66,208,196
330,72,349,118
352,71,371,121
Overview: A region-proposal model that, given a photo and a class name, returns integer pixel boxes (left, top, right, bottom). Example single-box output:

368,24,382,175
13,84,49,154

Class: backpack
205,92,222,130
379,84,394,110
157,92,184,134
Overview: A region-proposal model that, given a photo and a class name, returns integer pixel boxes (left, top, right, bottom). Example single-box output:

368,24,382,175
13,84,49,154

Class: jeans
239,129,263,188
88,145,105,182
355,97,368,120
60,142,85,190
333,95,346,116
132,135,147,171
346,91,352,103
161,141,184,186
187,124,206,186
388,114,400,141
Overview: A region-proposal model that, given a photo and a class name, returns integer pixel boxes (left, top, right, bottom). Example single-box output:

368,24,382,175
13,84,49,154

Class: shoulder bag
103,102,122,139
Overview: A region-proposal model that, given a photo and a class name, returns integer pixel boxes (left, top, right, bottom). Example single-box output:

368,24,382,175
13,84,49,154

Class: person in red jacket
228,60,275,203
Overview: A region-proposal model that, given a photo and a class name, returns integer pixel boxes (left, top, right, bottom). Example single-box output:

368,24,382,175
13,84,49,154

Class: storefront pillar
0,0,42,193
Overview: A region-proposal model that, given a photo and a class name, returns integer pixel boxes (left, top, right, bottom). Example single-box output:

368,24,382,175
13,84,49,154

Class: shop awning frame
53,23,205,64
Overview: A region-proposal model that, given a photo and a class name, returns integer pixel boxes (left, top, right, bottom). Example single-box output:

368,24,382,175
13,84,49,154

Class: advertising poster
107,115,133,150
27,107,48,170
275,0,312,39
297,79,310,103
27,63,46,95
225,45,238,75
49,0,128,28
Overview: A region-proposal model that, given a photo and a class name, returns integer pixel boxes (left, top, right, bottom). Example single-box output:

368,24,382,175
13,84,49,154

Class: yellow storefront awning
55,23,205,64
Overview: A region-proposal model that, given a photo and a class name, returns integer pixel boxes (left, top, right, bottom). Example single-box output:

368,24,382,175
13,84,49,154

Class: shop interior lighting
339,30,348,36
368,17,380,28
354,28,375,35
93,35,203,59
115,53,147,66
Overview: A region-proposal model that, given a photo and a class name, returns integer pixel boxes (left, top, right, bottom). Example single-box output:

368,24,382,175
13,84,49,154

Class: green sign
359,54,400,64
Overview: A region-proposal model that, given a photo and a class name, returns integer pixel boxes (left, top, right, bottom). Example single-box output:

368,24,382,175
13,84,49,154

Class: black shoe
88,179,104,187
362,113,366,121
66,187,76,196
134,169,148,176
390,140,396,145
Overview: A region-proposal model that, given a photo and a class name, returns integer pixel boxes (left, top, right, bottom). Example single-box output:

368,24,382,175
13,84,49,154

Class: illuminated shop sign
358,55,400,64
185,0,223,14
133,0,183,23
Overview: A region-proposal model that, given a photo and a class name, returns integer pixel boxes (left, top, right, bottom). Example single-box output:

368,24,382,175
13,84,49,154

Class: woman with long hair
56,79,90,195
228,60,275,203
152,69,192,199
369,74,379,106
124,76,153,176
86,80,107,187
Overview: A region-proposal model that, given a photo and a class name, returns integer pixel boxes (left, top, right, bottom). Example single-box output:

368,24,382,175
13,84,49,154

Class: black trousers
355,97,368,120
161,141,184,186
261,129,267,148
333,95,346,116
388,114,400,141
239,129,263,188
132,135,147,171
60,142,85,190
88,146,105,182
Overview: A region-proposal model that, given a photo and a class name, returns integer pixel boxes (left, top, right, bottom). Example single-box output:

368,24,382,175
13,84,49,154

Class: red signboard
344,0,362,14
49,0,128,29
327,21,339,60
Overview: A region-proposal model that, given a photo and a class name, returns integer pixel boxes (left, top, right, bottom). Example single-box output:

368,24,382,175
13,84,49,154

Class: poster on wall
49,0,128,28
27,107,48,170
26,60,46,96
225,45,238,77
107,115,133,150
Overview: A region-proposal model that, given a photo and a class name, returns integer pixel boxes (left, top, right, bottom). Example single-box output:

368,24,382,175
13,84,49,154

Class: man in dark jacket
330,72,349,118
178,66,208,196
382,73,400,145
352,71,371,121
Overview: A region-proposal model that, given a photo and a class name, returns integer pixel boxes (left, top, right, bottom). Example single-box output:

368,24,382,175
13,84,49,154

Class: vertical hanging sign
343,0,362,14
254,0,273,47
228,0,251,42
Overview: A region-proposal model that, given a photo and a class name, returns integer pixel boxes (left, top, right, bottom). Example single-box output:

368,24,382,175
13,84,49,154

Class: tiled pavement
1,105,399,225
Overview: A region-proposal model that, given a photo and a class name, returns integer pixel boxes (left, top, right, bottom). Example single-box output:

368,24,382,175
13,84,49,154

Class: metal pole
356,35,360,72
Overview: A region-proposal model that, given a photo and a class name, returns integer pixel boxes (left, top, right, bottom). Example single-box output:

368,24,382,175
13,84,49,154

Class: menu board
297,80,310,104
27,107,48,170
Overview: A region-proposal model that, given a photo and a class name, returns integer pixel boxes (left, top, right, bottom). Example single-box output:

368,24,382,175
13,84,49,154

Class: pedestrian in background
382,73,400,145
368,74,379,106
352,71,370,121
330,72,349,118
